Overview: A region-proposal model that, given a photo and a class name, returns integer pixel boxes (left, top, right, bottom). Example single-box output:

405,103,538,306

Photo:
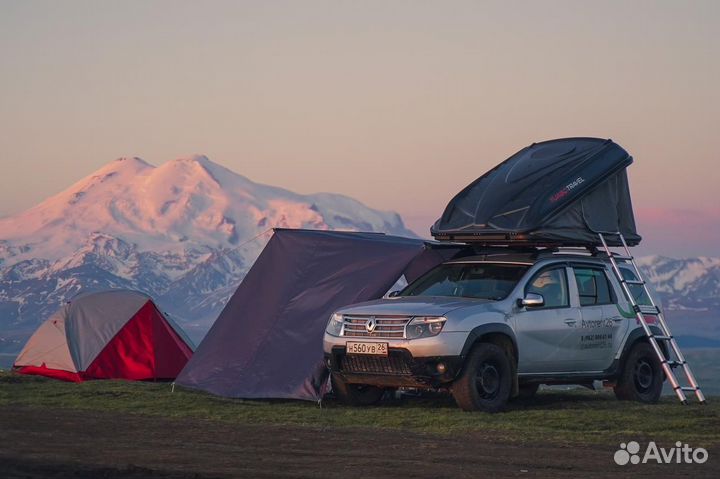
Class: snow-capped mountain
635,256,720,312
0,155,413,262
0,155,416,344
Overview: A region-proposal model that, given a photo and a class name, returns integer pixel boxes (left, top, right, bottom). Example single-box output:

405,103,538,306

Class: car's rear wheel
614,342,664,403
331,373,385,406
452,343,512,412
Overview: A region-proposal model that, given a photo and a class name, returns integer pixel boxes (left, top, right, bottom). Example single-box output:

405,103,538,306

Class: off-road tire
331,373,385,406
614,342,664,403
453,343,513,412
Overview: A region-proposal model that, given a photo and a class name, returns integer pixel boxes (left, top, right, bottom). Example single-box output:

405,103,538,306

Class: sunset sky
1,0,718,256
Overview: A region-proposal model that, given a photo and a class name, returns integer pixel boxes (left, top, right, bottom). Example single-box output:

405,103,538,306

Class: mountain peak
153,155,225,189
175,154,211,164
114,156,152,166
171,155,214,170
162,155,256,189
62,156,153,198
96,157,154,175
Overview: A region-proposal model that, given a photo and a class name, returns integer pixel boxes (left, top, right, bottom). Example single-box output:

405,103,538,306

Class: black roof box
431,138,641,247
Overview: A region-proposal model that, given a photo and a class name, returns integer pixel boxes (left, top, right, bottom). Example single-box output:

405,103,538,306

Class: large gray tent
431,138,641,246
176,229,458,401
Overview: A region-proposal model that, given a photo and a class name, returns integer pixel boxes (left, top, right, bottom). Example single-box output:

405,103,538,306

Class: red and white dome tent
14,290,194,382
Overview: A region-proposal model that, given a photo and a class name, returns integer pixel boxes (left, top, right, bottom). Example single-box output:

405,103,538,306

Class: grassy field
1,371,718,447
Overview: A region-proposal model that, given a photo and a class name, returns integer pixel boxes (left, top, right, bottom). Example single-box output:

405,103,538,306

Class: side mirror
388,290,402,298
518,293,544,308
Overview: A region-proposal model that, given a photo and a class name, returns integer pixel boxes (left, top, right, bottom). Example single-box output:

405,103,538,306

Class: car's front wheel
331,373,385,406
452,343,512,412
614,342,664,403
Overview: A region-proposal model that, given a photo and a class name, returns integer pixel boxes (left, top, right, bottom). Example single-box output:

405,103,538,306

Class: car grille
340,354,413,375
342,315,410,339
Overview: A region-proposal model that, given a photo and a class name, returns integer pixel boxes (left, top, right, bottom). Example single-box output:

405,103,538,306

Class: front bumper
323,332,468,388
323,331,467,357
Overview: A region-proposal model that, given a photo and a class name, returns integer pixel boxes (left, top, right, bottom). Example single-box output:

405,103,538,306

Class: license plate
346,341,388,356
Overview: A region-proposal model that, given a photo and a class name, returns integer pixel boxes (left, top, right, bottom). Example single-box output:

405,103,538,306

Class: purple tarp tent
176,229,457,401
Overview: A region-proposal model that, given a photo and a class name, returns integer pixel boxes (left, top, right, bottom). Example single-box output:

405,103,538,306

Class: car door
571,264,627,371
514,265,583,374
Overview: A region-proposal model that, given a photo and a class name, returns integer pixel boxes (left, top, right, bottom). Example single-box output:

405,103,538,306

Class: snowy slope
635,256,720,311
0,155,417,341
0,155,413,264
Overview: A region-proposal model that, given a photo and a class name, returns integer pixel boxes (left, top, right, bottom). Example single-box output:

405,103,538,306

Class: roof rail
448,243,625,262
548,246,597,256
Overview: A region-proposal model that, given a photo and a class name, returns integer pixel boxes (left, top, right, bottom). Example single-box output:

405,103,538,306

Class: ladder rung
653,335,672,341
597,231,704,406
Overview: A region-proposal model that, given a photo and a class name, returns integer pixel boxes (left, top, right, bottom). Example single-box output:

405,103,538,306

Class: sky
0,0,718,257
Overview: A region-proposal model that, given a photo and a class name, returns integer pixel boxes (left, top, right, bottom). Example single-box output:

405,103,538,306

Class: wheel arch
460,324,519,396
616,325,668,378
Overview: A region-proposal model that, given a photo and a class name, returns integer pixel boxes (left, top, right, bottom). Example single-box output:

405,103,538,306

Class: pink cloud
636,207,720,228
633,208,720,257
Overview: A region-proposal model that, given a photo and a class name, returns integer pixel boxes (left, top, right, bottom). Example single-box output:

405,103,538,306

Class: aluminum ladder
598,232,706,404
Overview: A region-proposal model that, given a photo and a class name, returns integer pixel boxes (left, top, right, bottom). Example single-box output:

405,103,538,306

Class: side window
573,268,613,306
525,267,569,308
620,268,651,305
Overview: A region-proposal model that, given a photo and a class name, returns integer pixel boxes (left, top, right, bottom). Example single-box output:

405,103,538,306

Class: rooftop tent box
431,138,641,247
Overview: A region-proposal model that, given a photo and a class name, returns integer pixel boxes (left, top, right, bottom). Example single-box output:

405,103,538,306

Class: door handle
564,319,577,326
609,316,624,322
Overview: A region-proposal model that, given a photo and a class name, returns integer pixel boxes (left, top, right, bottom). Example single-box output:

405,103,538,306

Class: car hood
335,296,488,317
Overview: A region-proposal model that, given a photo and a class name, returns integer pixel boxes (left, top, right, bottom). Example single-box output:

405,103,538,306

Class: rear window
620,268,653,306
573,268,613,306
401,263,529,300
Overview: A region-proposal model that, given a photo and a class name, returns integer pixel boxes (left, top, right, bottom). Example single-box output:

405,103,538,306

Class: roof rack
448,243,614,261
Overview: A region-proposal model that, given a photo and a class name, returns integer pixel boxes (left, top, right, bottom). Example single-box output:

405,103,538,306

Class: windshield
401,263,529,300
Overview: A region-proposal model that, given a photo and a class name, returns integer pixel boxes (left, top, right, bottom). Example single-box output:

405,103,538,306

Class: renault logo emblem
365,317,377,333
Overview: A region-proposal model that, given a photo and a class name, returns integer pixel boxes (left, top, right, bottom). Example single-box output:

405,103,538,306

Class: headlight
405,316,447,339
325,312,343,336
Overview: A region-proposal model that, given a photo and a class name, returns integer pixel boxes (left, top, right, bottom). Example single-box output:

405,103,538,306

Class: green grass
1,371,719,446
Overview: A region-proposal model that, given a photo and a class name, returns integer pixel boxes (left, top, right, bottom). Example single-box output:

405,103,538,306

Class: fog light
436,362,447,374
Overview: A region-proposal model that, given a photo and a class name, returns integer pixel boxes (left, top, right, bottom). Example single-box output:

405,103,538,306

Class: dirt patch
0,405,715,478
